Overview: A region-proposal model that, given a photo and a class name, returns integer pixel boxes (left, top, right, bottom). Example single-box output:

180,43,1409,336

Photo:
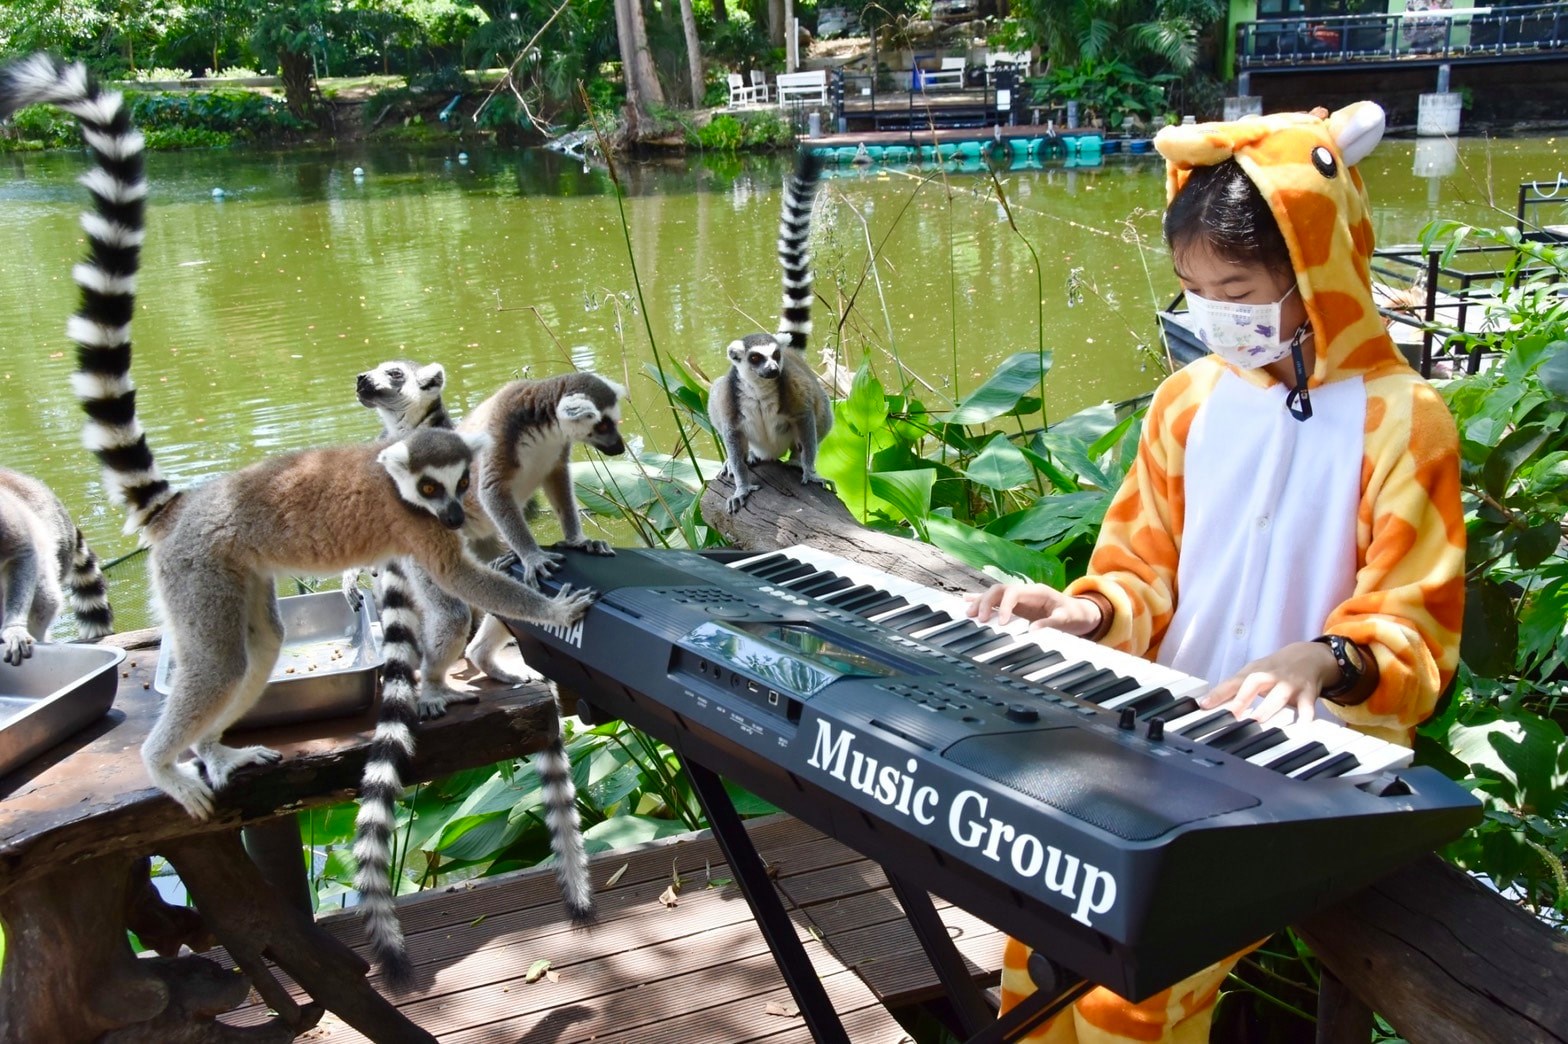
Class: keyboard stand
683,754,1090,1044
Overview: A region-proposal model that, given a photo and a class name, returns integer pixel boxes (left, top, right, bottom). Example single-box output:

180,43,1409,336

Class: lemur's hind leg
142,568,270,819
411,564,475,717
465,613,542,686
193,577,284,791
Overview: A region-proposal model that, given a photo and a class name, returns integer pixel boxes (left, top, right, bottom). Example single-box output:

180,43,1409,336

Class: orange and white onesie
997,104,1466,1043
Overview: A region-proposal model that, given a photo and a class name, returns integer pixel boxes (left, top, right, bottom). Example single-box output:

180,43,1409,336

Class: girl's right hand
964,583,1104,636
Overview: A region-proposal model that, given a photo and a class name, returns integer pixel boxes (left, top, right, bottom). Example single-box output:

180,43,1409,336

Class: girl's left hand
1198,641,1342,727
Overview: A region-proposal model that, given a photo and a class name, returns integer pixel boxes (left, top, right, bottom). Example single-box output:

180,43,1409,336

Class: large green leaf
1483,424,1552,499
1040,432,1113,491
869,469,936,536
1536,341,1568,399
938,351,1052,425
1446,709,1568,813
988,491,1110,546
580,814,693,854
1461,577,1518,678
926,515,1066,586
841,362,889,435
965,435,1036,491
435,811,526,861
1515,519,1561,570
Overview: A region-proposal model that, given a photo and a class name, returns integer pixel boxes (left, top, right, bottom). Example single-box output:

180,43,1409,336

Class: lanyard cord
1285,323,1313,421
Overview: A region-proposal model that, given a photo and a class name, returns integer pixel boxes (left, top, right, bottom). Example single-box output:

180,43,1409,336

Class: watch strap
1313,634,1377,707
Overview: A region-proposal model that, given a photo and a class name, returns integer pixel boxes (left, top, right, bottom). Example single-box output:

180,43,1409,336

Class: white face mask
1185,285,1300,368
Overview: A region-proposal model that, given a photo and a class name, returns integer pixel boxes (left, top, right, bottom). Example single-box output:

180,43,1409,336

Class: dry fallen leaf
545,970,560,984
605,862,629,887
525,959,552,984
658,884,680,907
765,1001,800,1018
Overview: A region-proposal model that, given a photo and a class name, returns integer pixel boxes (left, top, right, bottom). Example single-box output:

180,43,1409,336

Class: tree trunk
614,0,666,137
276,48,317,121
712,0,728,23
767,0,786,46
678,0,705,107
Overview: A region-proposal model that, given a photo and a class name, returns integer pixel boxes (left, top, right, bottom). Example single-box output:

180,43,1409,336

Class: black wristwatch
1314,634,1368,704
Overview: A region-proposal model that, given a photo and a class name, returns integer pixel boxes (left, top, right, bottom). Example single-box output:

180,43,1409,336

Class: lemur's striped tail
777,147,825,351
534,702,594,920
0,55,174,537
67,528,114,639
352,559,422,987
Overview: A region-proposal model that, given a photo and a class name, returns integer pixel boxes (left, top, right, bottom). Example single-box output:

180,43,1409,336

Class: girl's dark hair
1163,159,1293,279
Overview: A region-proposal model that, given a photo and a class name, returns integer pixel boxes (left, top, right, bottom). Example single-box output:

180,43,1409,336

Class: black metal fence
1236,1,1568,68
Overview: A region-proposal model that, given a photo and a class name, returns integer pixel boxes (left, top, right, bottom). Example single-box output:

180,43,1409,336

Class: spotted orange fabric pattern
1003,104,1466,1040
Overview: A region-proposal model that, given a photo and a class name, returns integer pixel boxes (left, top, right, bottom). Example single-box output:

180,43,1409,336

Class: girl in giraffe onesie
967,102,1467,1042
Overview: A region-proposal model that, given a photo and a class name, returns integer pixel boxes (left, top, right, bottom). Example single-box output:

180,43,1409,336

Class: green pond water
1,134,1562,631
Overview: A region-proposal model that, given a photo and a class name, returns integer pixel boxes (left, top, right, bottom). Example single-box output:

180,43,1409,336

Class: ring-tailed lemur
457,372,627,586
347,358,536,705
0,54,595,985
708,148,833,513
0,468,114,662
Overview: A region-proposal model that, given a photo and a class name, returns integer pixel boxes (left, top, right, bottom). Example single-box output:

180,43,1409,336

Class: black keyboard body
502,547,1481,1001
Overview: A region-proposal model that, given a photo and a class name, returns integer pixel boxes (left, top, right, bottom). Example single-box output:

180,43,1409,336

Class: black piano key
759,561,817,583
1140,694,1197,721
821,584,877,607
1202,719,1265,753
1230,727,1289,760
1175,709,1234,740
1295,751,1361,780
782,569,836,590
794,574,854,597
878,606,939,630
736,553,789,575
1076,674,1141,705
895,610,955,635
854,594,910,618
1057,667,1119,697
957,632,1023,658
1035,662,1102,691
986,644,1055,671
1263,741,1329,774
919,619,981,646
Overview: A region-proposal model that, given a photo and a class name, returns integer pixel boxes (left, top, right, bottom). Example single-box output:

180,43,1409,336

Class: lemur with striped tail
708,148,833,513
0,467,114,662
0,54,594,984
351,359,598,924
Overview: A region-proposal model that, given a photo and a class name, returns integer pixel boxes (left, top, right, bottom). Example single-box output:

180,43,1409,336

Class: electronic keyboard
502,545,1481,1002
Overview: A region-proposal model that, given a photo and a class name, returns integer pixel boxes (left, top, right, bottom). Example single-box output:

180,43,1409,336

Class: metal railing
1236,2,1568,68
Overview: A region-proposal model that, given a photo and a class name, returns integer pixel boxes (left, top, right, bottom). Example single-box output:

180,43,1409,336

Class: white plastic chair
727,72,758,108
749,69,773,104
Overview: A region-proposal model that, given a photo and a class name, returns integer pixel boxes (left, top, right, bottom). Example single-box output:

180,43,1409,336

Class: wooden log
1314,968,1373,1044
1298,854,1568,1044
700,461,992,593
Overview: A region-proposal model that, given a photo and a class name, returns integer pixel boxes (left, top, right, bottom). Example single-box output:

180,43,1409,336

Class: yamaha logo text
804,719,1117,927
539,619,585,649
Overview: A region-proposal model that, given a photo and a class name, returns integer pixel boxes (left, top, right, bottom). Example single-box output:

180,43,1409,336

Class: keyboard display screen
738,622,904,678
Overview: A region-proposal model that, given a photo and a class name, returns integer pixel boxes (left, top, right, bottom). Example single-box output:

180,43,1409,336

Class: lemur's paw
559,538,615,557
1,626,34,666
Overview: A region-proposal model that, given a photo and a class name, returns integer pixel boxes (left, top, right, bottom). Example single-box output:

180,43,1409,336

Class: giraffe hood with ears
1155,102,1404,386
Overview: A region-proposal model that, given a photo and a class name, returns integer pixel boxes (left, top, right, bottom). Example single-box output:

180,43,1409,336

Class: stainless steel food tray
155,591,384,730
0,643,126,778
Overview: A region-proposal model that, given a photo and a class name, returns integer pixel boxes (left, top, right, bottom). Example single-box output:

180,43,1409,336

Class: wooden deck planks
224,814,999,1041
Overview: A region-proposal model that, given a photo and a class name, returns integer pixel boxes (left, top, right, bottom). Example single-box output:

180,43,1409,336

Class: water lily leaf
966,435,1035,490
939,351,1052,425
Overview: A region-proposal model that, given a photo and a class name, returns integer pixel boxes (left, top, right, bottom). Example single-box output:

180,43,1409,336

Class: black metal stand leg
885,871,995,1038
682,757,851,1044
961,978,1091,1044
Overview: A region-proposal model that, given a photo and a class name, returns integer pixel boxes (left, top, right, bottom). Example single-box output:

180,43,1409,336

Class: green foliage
132,65,194,81
1,104,80,150
1029,58,1175,129
1416,219,1568,917
690,109,794,150
128,88,306,140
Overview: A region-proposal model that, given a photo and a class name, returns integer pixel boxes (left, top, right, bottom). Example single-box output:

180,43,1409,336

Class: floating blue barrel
937,141,962,160
835,146,861,163
1128,138,1153,154
1101,138,1122,154
919,143,939,160
862,144,885,160
882,144,912,163
955,140,984,159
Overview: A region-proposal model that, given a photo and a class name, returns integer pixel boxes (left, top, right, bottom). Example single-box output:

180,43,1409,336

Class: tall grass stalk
988,171,1048,431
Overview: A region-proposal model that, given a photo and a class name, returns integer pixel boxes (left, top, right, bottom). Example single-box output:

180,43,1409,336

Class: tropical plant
1029,58,1176,129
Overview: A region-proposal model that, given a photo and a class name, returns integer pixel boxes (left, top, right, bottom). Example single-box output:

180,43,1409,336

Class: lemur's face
728,333,789,381
356,360,445,416
557,377,628,456
377,430,474,530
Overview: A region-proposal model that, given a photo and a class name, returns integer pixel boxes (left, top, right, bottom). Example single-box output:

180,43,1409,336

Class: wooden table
0,627,564,1043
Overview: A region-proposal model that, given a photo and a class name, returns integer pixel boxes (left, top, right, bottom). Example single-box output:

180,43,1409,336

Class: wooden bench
920,57,967,91
222,813,1004,1041
0,627,570,1042
775,70,829,105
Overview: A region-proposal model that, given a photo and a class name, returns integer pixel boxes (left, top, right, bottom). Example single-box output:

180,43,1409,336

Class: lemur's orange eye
418,480,438,497
457,476,469,494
